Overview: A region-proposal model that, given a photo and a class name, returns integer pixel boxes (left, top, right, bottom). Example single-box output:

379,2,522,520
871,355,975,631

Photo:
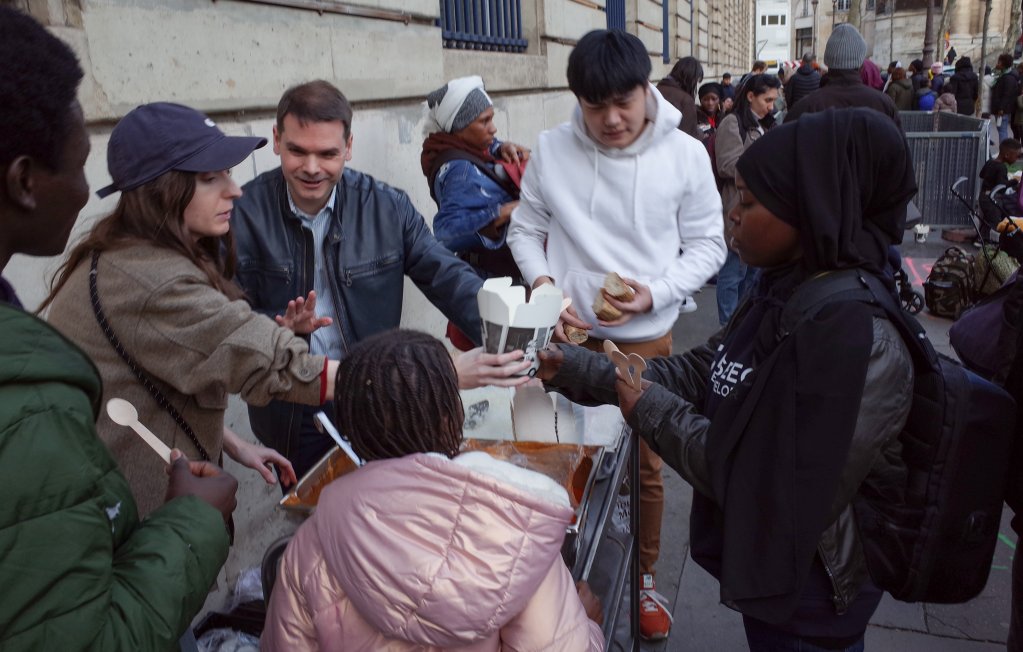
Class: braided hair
334,329,464,462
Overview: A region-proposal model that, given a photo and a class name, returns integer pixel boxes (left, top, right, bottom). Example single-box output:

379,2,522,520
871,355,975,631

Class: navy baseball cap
96,102,267,198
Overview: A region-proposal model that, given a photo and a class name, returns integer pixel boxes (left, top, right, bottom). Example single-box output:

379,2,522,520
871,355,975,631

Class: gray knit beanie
426,83,493,133
824,23,868,70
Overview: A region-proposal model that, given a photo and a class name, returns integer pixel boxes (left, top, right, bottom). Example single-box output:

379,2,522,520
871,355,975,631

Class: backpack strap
779,268,937,371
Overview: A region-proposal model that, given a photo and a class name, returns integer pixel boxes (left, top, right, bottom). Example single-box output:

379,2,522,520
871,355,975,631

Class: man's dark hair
0,7,84,170
752,60,767,71
276,80,353,139
999,138,1022,154
999,53,1015,70
334,329,464,462
567,29,652,104
910,59,924,73
668,56,704,96
801,52,815,65
722,72,732,80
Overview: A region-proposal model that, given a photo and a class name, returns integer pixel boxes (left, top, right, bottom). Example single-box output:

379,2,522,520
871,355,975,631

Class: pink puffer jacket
262,452,605,651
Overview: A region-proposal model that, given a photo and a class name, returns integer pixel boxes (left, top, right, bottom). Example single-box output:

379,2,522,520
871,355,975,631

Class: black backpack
924,246,976,318
780,269,1016,603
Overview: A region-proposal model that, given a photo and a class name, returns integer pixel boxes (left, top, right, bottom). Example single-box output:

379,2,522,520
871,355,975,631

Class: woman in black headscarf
537,108,917,650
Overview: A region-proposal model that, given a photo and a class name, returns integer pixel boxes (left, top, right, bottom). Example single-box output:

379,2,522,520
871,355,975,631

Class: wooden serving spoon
602,340,646,391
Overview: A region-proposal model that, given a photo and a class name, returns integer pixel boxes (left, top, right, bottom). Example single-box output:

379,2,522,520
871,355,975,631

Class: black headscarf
703,108,917,624
698,81,723,99
736,107,918,276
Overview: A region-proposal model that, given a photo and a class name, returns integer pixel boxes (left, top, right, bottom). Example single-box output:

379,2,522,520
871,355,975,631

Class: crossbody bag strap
89,251,211,461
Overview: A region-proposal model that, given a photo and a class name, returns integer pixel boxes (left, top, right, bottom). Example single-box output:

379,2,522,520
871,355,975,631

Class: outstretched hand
275,291,332,334
535,345,564,382
456,347,532,389
224,429,298,488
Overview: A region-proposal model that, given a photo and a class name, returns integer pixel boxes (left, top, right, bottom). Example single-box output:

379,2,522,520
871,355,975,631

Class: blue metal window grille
606,0,625,30
439,0,528,52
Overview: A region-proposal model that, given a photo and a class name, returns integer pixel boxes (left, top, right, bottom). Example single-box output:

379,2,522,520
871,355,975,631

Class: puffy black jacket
785,65,822,108
231,167,484,454
991,69,1021,116
944,69,979,115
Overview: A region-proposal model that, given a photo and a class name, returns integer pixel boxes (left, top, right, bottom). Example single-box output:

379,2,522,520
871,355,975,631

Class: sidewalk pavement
638,236,1014,651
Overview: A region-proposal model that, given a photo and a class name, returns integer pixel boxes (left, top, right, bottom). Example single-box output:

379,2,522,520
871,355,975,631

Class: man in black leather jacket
231,80,484,477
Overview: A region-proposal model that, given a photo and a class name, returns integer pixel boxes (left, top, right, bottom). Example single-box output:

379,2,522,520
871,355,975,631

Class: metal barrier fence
439,0,528,52
902,111,990,226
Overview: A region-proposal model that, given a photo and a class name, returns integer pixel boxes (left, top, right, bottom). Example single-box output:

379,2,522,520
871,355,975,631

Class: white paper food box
477,277,563,377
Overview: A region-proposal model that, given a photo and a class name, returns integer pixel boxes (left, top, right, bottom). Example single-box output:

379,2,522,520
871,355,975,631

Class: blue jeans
999,114,1012,144
743,617,865,652
716,249,755,325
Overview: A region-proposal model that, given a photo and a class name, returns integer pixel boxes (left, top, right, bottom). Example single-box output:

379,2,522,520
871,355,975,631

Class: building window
795,26,812,58
762,15,767,25
606,0,625,30
768,14,779,24
780,15,786,25
835,0,850,10
440,0,528,52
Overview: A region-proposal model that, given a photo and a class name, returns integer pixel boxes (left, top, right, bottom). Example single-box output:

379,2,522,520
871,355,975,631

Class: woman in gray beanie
420,76,530,289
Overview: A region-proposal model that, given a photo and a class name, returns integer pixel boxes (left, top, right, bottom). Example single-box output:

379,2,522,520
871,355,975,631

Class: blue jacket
432,156,515,253
232,167,483,453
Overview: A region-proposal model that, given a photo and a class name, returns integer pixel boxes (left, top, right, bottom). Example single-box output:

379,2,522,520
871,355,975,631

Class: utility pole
812,0,819,54
980,0,992,116
922,0,935,66
889,0,896,65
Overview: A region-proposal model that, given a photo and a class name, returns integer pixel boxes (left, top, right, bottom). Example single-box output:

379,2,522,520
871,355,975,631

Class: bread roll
592,271,633,321
603,272,635,301
564,324,589,344
592,294,623,321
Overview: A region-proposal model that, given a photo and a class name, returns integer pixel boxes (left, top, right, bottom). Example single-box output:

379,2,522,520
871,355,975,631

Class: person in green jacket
0,7,238,651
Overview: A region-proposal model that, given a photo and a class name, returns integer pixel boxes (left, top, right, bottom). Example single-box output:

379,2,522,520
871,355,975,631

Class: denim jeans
999,115,1012,144
743,616,866,652
716,249,754,325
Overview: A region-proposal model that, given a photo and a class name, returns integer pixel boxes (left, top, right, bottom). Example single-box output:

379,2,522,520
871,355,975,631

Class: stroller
894,266,924,314
951,176,1023,278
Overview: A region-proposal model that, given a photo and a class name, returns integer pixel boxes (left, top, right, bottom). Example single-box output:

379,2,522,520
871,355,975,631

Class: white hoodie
507,84,726,343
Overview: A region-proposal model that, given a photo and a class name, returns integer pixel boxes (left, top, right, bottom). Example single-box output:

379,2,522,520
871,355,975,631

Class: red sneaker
639,573,673,641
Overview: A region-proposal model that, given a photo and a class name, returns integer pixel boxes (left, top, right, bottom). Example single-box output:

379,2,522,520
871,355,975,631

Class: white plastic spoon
106,398,172,464
314,411,364,467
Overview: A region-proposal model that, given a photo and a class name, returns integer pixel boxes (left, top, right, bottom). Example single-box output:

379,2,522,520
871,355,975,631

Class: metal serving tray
279,438,605,534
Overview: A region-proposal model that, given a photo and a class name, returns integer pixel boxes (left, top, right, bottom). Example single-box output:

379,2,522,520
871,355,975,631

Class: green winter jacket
0,303,230,651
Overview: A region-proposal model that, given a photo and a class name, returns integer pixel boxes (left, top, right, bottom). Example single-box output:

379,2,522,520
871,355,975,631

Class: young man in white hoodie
507,29,725,642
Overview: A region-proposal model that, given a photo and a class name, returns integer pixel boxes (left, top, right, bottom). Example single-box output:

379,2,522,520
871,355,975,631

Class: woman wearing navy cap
41,103,336,516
